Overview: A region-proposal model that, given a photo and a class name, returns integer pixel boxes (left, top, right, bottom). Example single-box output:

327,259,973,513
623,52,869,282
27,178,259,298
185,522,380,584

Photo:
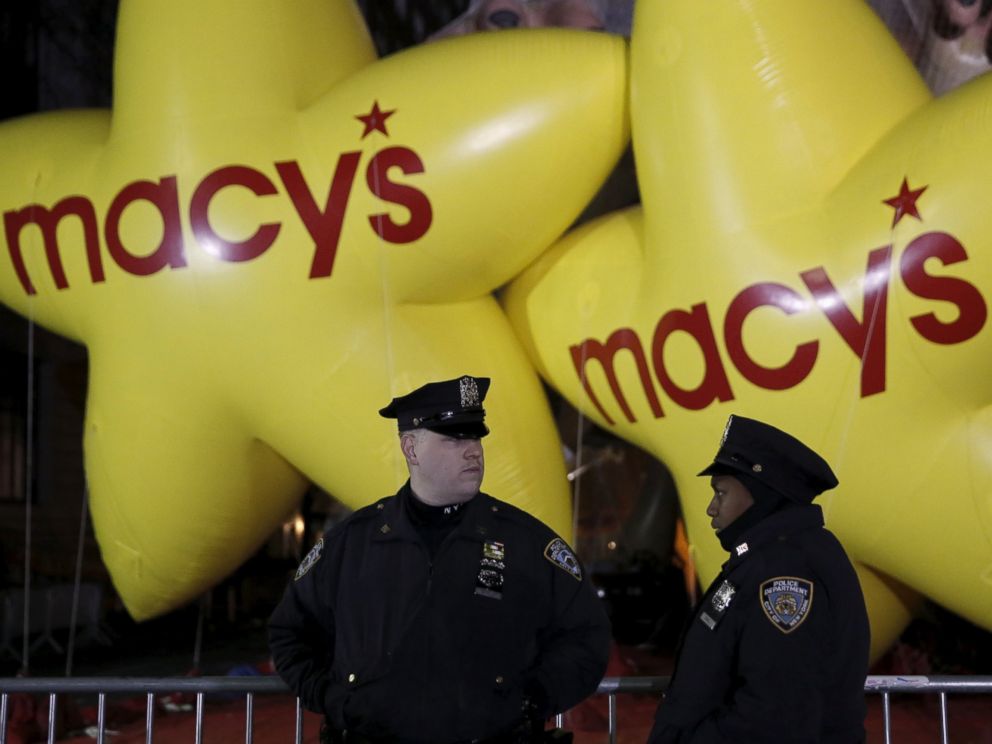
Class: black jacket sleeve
267,541,349,728
528,540,611,714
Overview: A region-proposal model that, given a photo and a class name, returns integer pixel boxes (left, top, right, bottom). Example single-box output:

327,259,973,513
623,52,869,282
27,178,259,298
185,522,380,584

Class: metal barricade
864,676,992,744
1,674,990,743
0,676,297,744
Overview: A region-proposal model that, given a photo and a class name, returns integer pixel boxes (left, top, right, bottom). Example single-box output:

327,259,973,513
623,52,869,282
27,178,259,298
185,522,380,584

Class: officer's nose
464,439,483,459
705,495,719,518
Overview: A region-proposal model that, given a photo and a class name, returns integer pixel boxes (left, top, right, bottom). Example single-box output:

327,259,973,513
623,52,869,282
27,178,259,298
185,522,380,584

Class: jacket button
491,506,498,512
495,675,504,685
348,673,357,683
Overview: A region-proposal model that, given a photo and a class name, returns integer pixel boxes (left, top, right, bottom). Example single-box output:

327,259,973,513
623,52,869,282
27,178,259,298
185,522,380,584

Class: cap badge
752,463,763,472
720,415,733,447
459,376,480,408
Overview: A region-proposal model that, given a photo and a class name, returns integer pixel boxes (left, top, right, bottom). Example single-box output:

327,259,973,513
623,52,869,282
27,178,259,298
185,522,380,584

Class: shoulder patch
294,537,324,581
544,538,582,581
760,576,813,633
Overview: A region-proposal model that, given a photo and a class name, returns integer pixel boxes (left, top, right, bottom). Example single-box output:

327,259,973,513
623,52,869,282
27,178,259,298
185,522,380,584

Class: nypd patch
294,537,324,581
544,538,582,581
760,576,813,633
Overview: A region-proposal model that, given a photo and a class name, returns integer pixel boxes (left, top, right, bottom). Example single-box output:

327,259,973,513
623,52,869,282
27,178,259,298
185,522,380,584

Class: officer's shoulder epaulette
744,539,814,585
348,495,393,523
481,493,550,531
317,496,392,541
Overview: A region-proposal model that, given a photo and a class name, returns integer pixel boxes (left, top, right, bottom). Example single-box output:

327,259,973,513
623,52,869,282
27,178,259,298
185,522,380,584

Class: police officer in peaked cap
648,415,870,744
269,375,610,743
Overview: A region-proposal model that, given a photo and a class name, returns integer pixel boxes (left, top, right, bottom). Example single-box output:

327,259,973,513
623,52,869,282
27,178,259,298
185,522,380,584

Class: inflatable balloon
0,0,628,620
505,0,992,657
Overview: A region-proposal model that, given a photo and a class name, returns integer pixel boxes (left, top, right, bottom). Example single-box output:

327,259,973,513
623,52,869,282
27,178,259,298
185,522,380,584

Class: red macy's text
571,232,987,425
3,146,432,295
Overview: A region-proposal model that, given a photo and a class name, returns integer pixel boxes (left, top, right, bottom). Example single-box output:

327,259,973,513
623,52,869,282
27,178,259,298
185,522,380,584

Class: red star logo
355,101,396,139
883,178,927,227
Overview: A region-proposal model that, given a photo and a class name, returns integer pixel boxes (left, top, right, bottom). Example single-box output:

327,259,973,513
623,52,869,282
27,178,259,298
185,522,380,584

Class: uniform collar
722,503,824,570
372,480,495,543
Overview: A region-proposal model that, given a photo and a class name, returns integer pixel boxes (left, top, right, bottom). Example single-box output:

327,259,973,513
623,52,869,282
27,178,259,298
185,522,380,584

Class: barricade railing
1,675,990,744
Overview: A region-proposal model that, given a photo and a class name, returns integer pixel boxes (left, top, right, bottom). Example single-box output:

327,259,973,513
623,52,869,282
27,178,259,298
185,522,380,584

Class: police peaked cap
698,415,838,503
379,375,490,439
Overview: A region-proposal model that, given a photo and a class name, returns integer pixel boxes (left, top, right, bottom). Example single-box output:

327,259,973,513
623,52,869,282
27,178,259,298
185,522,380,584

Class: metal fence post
608,692,617,744
246,692,255,744
939,692,949,744
97,691,106,744
145,692,154,744
295,696,303,744
882,691,891,744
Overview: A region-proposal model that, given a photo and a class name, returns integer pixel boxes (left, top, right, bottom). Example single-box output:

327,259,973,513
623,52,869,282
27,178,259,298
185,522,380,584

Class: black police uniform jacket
649,503,870,744
268,482,611,742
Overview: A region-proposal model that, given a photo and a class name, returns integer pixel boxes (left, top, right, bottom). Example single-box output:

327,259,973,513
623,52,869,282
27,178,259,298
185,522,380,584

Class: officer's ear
400,431,419,466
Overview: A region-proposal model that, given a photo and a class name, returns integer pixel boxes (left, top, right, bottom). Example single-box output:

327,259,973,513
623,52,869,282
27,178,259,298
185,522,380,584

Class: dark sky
0,0,471,122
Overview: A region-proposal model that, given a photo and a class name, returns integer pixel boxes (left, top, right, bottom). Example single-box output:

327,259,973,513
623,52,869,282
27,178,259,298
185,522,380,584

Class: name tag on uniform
699,580,736,631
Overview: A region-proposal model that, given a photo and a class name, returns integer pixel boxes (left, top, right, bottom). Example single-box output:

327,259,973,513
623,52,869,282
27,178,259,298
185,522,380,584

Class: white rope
21,315,35,672
65,488,90,677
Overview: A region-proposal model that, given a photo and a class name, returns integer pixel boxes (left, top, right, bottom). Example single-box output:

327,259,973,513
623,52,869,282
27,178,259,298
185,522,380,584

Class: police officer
269,375,610,743
648,415,870,744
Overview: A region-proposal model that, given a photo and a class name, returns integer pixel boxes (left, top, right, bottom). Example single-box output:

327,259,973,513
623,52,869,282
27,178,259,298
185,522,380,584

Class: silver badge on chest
712,580,736,611
699,579,737,631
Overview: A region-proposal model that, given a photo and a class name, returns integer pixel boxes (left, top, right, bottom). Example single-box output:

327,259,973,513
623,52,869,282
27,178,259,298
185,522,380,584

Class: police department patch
760,576,813,633
544,538,582,581
294,538,324,581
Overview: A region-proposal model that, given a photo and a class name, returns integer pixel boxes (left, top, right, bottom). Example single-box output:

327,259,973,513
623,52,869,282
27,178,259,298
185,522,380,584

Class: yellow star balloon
505,0,991,656
0,0,628,619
